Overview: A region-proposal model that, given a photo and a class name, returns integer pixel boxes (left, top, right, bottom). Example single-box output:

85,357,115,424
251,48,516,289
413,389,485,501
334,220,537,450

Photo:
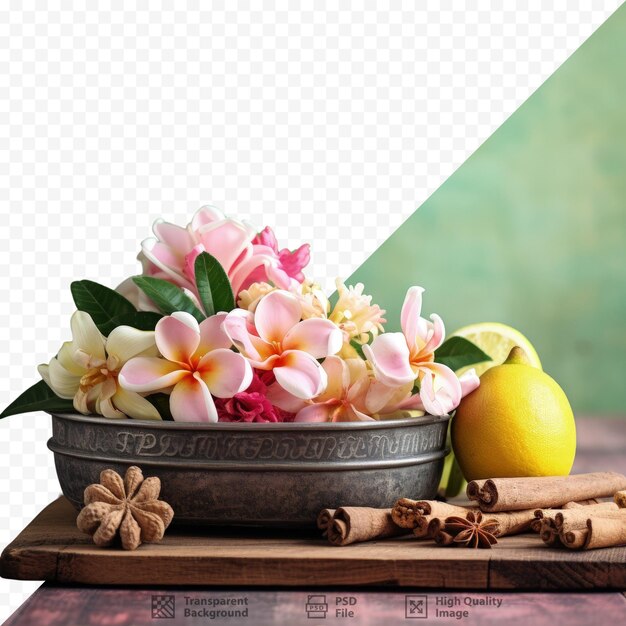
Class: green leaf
100,311,163,335
349,339,366,359
0,380,75,419
434,336,491,372
194,252,235,316
146,393,174,421
71,280,136,335
132,276,205,323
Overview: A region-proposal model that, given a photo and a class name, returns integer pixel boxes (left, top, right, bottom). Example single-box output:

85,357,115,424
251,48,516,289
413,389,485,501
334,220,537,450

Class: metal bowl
48,412,450,527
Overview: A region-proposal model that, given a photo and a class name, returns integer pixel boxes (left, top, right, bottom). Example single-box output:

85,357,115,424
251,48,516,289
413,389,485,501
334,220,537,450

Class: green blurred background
347,6,626,414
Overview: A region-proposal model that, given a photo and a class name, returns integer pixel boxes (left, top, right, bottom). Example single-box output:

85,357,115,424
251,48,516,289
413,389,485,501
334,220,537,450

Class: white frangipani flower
38,311,161,420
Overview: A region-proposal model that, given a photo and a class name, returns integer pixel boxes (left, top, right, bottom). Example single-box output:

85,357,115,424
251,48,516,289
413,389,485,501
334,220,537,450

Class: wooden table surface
1,417,625,591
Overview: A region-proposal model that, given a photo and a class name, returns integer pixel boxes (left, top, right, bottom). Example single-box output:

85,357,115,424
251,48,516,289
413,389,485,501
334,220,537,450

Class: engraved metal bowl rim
47,411,451,431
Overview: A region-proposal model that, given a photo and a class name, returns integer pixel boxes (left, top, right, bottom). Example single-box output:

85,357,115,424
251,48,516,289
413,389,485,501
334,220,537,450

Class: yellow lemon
452,322,542,377
451,347,576,480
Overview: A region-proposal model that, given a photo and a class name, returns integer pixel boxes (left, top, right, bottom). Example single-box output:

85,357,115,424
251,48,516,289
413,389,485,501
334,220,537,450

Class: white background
0,1,620,620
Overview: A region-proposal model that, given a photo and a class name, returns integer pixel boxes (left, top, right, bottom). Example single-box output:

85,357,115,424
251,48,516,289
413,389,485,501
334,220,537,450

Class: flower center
77,355,120,394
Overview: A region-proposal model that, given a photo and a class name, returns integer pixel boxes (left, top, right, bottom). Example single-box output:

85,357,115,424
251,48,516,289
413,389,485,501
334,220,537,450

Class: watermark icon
151,595,176,619
305,594,328,619
405,595,428,619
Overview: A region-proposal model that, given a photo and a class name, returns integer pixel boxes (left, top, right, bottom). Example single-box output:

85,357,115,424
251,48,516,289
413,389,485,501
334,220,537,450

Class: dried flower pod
76,466,174,550
443,511,499,549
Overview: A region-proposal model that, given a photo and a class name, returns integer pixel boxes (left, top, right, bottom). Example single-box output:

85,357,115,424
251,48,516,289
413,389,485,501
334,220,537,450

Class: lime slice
451,322,542,377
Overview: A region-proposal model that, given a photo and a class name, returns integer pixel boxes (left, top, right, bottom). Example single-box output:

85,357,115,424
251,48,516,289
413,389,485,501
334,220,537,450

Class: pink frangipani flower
117,206,310,309
363,286,479,416
118,312,252,422
293,356,416,423
222,290,343,400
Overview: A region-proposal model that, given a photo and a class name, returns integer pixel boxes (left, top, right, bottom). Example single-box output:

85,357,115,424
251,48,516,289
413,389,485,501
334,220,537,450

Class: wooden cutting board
1,497,625,590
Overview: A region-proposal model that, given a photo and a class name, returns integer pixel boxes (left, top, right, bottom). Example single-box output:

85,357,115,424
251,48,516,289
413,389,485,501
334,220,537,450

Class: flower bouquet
1,206,490,524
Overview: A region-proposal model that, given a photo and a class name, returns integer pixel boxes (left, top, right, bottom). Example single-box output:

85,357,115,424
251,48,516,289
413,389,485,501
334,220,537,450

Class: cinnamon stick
430,510,535,538
561,529,587,549
467,472,626,512
539,508,626,550
434,530,455,546
325,507,407,546
539,518,561,547
534,501,618,534
427,517,444,538
316,508,336,537
583,516,626,550
412,515,436,538
562,499,599,508
392,498,475,528
481,509,536,536
554,506,622,534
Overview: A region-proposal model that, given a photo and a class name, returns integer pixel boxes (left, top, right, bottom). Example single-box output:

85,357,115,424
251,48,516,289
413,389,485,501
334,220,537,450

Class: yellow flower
329,279,386,344
297,280,329,319
236,282,276,311
38,311,161,420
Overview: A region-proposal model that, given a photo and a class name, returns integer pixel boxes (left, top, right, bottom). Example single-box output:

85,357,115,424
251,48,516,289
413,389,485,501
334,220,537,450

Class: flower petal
283,318,343,358
421,313,446,355
37,364,52,390
118,357,188,393
112,387,162,421
418,362,462,416
273,350,327,400
106,327,157,366
254,290,302,344
155,313,200,365
363,333,415,386
228,245,279,295
70,311,106,362
197,349,253,398
190,205,226,230
55,341,86,376
459,368,480,397
345,404,375,422
222,309,273,363
47,358,81,399
197,219,257,274
141,237,195,291
314,356,349,403
152,218,194,254
265,383,309,413
364,379,413,415
94,377,125,418
295,403,334,422
169,376,218,422
194,313,231,359
400,286,424,352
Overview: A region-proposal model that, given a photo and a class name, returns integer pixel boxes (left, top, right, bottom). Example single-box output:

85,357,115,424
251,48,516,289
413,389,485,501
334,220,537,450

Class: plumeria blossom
222,289,343,400
118,312,252,422
363,286,480,416
38,311,161,420
117,206,310,311
293,356,417,422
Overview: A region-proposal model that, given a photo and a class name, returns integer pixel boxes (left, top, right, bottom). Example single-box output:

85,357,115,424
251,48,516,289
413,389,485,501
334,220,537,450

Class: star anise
76,466,174,551
443,511,499,549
